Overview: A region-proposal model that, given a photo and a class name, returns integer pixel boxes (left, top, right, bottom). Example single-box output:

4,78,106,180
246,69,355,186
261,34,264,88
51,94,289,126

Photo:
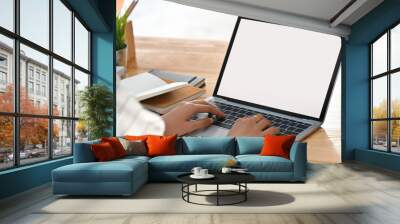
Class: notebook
118,72,188,101
141,85,205,114
149,69,205,88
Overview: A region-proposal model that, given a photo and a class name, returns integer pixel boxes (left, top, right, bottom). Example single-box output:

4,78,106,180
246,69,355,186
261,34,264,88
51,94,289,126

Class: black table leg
245,183,247,201
187,184,190,202
195,184,198,192
216,184,219,206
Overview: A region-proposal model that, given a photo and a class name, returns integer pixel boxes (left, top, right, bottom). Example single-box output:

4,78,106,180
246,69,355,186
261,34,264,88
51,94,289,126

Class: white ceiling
166,0,384,36
226,0,352,23
225,0,384,25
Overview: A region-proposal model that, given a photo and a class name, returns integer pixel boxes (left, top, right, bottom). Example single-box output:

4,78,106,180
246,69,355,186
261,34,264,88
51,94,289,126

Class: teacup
191,167,202,176
199,169,208,176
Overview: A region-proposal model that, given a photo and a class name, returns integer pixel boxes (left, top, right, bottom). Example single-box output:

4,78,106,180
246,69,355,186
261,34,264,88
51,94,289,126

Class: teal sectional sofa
52,137,307,196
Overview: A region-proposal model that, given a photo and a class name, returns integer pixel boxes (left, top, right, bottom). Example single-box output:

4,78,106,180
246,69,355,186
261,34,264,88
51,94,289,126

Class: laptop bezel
212,17,343,122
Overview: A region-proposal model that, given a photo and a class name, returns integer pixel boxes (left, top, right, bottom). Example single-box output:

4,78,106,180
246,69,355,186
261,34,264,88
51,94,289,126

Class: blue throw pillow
236,137,264,155
180,137,235,155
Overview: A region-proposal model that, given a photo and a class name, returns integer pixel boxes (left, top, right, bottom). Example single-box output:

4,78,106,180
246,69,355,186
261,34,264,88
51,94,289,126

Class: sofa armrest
289,142,307,181
73,141,99,163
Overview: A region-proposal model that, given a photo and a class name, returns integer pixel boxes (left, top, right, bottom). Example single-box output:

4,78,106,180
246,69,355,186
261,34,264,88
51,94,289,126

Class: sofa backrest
74,140,100,163
178,137,236,155
235,137,264,155
74,136,300,161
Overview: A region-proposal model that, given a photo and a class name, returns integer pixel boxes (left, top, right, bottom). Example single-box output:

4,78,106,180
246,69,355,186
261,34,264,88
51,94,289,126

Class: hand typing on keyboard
162,100,225,136
228,114,280,137
212,101,311,136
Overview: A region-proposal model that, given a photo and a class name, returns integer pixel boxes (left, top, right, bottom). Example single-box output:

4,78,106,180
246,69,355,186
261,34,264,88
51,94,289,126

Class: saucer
190,174,215,179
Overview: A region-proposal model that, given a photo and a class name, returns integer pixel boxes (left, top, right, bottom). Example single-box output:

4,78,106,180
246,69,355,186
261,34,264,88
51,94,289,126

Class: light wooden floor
126,37,341,164
1,162,400,224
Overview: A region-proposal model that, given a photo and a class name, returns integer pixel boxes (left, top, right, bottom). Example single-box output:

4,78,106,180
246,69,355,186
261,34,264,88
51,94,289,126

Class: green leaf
79,84,113,140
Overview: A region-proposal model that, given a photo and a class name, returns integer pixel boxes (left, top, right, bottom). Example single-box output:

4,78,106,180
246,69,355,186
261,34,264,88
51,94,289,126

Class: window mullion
71,11,76,155
48,0,54,160
388,30,391,152
13,0,21,167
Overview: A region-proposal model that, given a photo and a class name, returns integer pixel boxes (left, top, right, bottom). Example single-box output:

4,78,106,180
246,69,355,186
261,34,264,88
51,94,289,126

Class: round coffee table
177,173,255,206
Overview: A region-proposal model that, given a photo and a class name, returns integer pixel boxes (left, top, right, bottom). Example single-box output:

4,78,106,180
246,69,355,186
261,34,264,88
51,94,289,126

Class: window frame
0,0,92,171
370,20,400,154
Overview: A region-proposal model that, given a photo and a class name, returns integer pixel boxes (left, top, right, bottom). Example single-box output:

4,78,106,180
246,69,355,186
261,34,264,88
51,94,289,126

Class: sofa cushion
179,137,235,155
149,154,235,172
116,155,150,163
236,137,263,155
236,155,293,172
53,158,147,183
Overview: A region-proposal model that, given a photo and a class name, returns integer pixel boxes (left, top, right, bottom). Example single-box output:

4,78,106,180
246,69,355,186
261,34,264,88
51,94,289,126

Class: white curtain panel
164,0,351,37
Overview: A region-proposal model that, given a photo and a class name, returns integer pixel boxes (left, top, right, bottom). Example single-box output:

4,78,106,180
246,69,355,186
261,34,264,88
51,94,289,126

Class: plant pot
116,48,127,66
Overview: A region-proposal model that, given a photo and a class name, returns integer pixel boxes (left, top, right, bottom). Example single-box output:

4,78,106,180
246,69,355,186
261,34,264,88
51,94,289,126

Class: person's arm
116,91,165,136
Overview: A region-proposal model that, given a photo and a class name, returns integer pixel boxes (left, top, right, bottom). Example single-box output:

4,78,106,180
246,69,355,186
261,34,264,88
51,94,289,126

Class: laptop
190,17,343,140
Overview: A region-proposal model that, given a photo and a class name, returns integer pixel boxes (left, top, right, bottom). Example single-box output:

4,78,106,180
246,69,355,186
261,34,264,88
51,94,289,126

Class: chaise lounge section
52,137,307,196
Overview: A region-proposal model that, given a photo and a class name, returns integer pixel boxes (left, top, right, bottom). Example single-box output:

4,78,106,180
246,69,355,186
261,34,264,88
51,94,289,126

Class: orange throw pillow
146,135,177,157
91,142,117,162
259,135,296,159
101,137,127,158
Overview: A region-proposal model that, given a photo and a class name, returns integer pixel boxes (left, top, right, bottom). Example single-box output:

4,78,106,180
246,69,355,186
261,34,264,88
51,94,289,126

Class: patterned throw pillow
118,138,147,156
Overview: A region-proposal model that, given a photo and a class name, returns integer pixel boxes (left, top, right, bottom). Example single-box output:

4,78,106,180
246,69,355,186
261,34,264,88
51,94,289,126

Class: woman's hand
228,114,279,137
162,100,224,136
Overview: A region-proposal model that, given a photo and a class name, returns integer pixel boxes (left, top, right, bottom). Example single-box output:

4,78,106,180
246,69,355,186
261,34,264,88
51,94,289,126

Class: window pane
391,72,400,118
74,18,89,69
53,59,72,117
20,0,49,49
75,120,88,143
0,0,14,31
372,33,387,76
372,121,388,151
0,116,13,170
20,44,49,115
392,24,400,70
0,35,14,112
74,69,89,118
53,0,72,60
372,77,387,119
391,120,400,153
53,119,72,157
20,117,49,165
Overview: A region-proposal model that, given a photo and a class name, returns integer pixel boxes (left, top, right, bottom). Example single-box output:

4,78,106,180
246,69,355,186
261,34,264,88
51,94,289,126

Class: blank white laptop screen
216,19,341,119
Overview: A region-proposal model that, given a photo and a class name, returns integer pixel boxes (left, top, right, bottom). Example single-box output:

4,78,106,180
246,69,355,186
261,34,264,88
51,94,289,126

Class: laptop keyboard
212,102,311,135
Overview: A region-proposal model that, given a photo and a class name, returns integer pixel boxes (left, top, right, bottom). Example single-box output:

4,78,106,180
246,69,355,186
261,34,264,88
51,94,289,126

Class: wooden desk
125,37,341,164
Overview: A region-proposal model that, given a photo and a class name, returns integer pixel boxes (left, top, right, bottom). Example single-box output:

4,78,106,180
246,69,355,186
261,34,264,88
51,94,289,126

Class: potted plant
79,84,113,140
116,0,138,66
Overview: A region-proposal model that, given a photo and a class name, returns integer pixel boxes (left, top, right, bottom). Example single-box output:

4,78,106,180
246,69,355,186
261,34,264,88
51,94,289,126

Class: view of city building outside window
371,23,400,153
0,0,90,170
74,69,89,143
